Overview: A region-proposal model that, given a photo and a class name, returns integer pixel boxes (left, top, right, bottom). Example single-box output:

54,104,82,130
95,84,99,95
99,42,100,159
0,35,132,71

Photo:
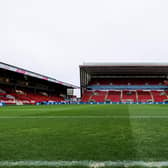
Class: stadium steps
165,91,168,99
135,90,138,102
150,91,154,102
121,90,123,100
104,91,109,101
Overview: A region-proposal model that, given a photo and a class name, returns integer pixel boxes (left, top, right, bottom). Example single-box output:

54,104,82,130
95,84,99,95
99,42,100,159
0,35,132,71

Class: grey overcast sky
1,0,168,93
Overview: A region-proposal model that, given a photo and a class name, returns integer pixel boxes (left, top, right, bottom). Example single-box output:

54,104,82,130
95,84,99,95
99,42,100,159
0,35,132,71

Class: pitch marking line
0,115,168,119
0,161,168,167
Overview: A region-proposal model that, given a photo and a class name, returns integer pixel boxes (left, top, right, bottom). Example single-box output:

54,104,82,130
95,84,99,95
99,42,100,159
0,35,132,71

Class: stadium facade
80,63,168,104
0,62,78,105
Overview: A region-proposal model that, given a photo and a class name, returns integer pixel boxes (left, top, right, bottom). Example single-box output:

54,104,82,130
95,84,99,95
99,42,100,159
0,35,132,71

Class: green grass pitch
0,104,168,168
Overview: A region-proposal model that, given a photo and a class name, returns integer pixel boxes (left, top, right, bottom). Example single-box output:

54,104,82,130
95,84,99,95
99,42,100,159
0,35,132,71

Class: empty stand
89,78,164,85
151,91,168,102
0,86,64,105
90,91,106,102
137,90,152,102
106,91,121,102
81,91,93,102
121,90,137,102
81,78,168,103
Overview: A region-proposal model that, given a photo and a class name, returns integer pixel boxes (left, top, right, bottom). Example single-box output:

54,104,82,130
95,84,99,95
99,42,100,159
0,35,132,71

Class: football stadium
1,62,168,168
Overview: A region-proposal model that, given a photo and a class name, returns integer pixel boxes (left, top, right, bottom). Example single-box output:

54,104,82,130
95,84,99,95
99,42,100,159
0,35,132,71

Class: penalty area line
0,161,168,167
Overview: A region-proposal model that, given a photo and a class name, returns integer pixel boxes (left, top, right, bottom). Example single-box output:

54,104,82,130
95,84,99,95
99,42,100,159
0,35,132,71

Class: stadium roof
82,62,168,66
80,62,168,76
0,62,78,89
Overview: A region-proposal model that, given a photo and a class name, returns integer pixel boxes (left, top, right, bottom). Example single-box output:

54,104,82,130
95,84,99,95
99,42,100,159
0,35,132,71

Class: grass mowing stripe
0,115,168,119
1,160,168,167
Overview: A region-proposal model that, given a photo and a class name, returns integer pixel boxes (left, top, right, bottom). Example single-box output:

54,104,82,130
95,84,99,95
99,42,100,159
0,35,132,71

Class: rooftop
0,62,78,89
80,62,168,76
